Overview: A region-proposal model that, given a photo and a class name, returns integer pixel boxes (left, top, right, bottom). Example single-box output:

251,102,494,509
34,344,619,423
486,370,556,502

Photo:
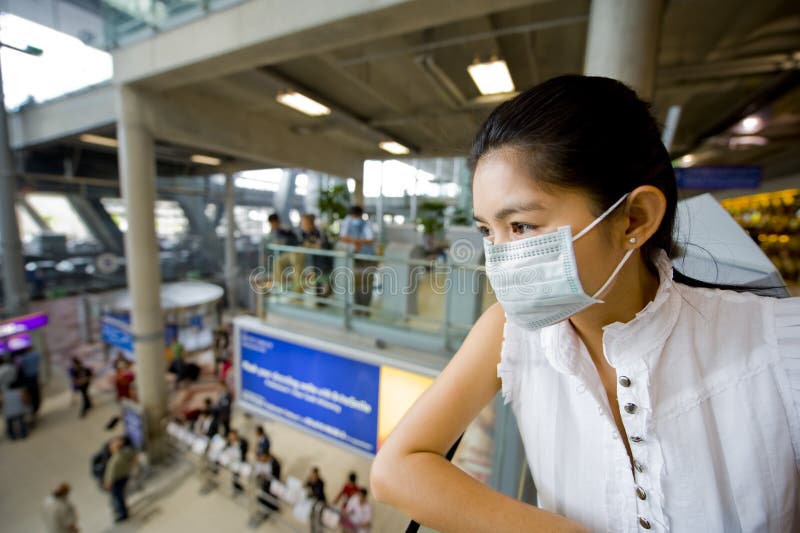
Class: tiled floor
1,297,412,532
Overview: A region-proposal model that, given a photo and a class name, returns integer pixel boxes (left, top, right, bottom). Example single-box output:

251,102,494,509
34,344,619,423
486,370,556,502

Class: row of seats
166,421,341,529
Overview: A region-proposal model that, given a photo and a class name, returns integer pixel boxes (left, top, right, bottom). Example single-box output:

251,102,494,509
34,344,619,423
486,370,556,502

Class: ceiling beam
113,0,549,91
139,88,366,179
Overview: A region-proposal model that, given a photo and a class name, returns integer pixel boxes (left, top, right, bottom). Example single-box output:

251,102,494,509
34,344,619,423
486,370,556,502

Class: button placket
618,368,653,528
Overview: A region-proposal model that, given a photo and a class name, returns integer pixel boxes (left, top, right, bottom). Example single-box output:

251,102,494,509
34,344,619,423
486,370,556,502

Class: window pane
26,193,96,243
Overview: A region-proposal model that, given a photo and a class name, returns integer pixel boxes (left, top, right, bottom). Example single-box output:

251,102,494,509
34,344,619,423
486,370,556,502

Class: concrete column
273,169,295,223
116,85,167,457
0,53,29,317
583,0,665,99
352,167,365,207
224,174,238,311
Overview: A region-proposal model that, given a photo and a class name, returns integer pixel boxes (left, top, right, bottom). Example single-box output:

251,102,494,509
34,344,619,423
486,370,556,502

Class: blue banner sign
121,400,146,450
239,328,381,455
675,166,761,189
101,316,134,353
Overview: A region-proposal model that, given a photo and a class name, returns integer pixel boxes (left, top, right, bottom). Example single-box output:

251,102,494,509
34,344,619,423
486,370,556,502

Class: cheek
573,233,619,292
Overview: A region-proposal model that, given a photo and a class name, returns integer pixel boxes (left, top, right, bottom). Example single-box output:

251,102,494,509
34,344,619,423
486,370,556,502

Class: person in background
338,206,375,255
338,206,376,314
42,482,78,533
114,359,135,402
68,358,93,418
255,425,270,457
341,488,372,533
305,466,326,502
193,397,218,437
299,213,333,294
267,213,302,291
221,429,249,493
3,373,29,440
213,326,230,376
306,466,327,533
216,382,232,437
333,471,360,508
16,347,41,420
104,436,137,523
253,450,282,515
0,353,17,389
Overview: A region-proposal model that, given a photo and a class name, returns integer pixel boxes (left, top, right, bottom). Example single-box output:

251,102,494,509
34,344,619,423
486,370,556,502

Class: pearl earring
629,237,637,244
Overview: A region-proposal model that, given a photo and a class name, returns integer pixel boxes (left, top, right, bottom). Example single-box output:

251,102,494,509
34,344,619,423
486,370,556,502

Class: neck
569,252,660,360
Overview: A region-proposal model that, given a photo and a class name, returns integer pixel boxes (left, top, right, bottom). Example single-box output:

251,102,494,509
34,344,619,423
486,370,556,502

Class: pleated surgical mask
484,194,633,330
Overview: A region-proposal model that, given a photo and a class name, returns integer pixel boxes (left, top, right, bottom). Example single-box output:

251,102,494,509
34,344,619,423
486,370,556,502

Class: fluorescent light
379,141,411,155
729,135,769,149
733,115,764,135
79,133,118,148
276,91,331,117
191,154,222,166
467,59,515,95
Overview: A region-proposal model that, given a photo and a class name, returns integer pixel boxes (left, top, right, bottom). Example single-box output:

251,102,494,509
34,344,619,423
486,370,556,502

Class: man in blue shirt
338,206,376,314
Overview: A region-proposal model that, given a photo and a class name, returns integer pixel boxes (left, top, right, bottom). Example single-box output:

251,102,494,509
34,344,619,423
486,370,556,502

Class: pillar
224,174,238,311
116,85,167,457
583,0,665,100
0,53,29,317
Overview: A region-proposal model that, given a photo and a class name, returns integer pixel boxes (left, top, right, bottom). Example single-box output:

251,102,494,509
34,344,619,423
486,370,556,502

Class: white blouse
498,251,800,532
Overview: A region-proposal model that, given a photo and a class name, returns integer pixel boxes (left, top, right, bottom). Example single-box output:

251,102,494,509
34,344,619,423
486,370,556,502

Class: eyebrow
473,200,546,223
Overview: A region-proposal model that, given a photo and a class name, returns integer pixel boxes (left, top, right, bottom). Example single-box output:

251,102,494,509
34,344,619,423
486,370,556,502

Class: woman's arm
371,303,588,532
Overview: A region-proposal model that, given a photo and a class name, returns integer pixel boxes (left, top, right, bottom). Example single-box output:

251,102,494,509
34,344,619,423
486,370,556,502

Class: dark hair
470,75,772,294
268,213,280,223
348,205,364,217
255,425,264,435
348,472,357,483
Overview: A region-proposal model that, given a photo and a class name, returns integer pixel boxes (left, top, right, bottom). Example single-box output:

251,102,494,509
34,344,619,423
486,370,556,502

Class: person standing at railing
300,213,333,295
339,206,376,315
266,213,303,291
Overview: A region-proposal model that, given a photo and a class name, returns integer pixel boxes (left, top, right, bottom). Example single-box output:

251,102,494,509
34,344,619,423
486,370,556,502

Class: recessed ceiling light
379,141,410,155
276,91,331,117
733,115,764,135
79,133,118,148
467,58,515,95
191,154,222,166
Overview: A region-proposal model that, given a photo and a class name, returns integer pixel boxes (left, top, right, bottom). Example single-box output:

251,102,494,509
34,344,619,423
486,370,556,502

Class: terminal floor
1,296,411,532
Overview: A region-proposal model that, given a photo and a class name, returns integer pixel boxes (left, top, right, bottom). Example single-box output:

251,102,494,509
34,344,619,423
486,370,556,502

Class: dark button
619,376,631,387
633,461,645,473
630,435,643,443
624,403,638,414
636,486,647,500
639,517,651,529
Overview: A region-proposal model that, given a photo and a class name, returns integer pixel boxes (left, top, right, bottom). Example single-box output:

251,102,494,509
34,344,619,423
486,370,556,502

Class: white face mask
483,194,634,330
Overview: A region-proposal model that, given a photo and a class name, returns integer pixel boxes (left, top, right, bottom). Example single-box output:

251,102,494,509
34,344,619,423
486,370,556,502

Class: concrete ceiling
15,0,800,182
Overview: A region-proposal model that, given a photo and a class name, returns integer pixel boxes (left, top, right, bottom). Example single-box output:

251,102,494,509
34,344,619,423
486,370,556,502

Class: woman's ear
622,185,666,248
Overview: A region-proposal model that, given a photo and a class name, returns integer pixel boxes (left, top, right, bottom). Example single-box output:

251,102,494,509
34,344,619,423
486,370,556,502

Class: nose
490,229,513,246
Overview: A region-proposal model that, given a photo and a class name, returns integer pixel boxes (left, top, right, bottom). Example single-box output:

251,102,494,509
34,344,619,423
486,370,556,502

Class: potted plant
416,200,447,251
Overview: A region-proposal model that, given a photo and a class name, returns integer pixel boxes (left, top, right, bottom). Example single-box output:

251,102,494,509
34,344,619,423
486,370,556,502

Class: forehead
472,150,592,219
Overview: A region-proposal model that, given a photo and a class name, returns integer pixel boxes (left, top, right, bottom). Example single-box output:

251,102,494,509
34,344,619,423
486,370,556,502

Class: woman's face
473,149,627,297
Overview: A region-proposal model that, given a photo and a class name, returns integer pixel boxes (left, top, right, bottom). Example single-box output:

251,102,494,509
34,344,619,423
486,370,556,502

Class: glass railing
101,0,249,49
250,243,490,353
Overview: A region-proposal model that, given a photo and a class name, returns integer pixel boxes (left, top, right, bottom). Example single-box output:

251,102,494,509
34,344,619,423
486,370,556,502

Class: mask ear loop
572,193,630,242
591,248,635,300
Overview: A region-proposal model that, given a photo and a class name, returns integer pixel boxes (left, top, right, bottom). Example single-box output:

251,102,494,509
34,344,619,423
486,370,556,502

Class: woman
371,76,799,532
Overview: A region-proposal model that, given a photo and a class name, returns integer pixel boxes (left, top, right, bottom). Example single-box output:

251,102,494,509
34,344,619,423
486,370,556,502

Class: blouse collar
539,250,682,375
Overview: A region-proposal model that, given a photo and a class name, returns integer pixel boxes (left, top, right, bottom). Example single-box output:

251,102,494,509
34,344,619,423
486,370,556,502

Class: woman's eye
510,222,538,235
477,226,491,237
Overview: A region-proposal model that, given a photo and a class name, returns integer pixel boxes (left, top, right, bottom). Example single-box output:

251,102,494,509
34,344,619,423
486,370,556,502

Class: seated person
253,451,282,512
